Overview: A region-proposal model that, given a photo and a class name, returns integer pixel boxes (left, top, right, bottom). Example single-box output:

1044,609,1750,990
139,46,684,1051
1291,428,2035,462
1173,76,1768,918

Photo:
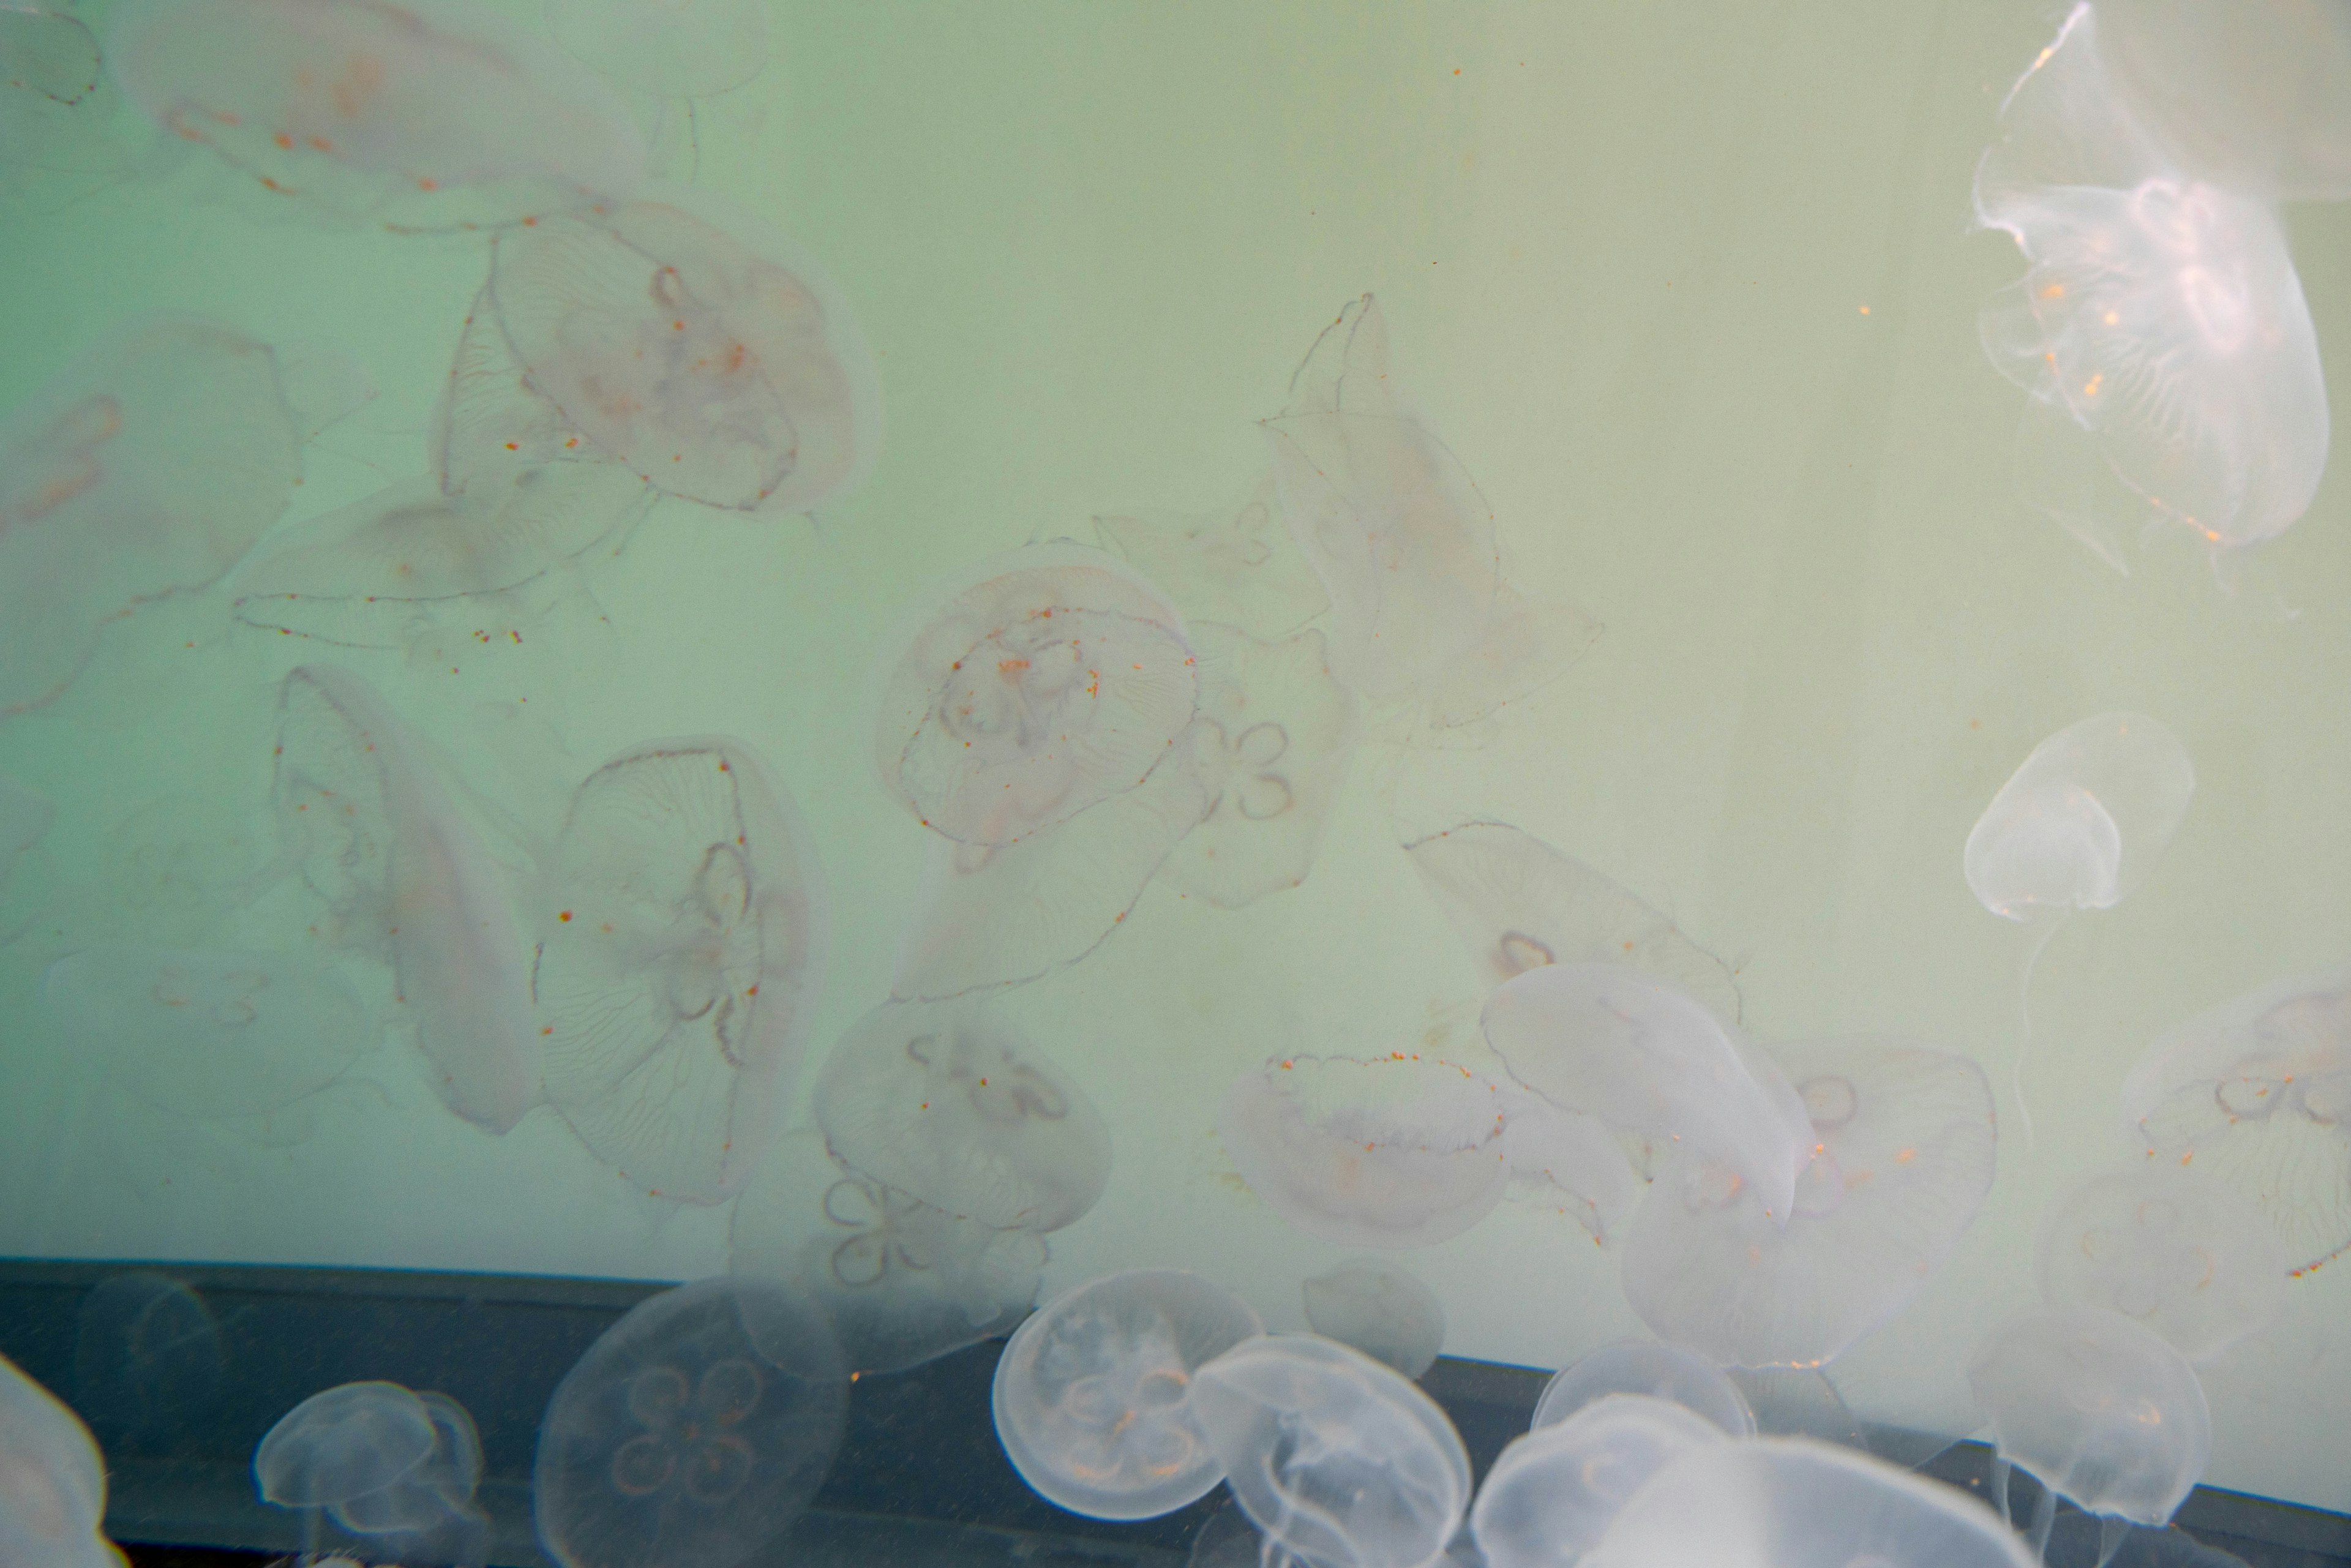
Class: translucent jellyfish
272,665,540,1131
107,0,647,230
1481,963,1812,1225
1263,294,1598,724
1496,1084,1646,1245
255,1381,487,1564
1472,1394,1725,1568
1618,1040,1998,1370
1217,1052,1510,1248
728,1130,1045,1374
1583,1436,2036,1568
2120,969,2351,1274
1190,1334,1471,1568
1531,1339,1757,1438
811,1000,1111,1233
1093,472,1330,640
1,317,302,718
871,541,1201,847
1155,623,1359,910
1967,1304,2212,1554
1,1352,127,1568
1404,820,1741,1019
41,944,375,1120
2036,1164,2287,1361
1,5,123,194
992,1269,1264,1521
536,1278,846,1568
1975,5,2329,567
0,775,50,891
1301,1259,1444,1379
546,0,768,100
528,737,827,1203
72,1273,225,1455
486,192,880,515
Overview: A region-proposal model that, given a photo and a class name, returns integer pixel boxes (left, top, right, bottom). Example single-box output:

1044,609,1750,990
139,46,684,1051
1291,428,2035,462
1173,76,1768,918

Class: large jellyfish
2035,1163,2287,1360
1093,472,1330,642
271,665,540,1131
2120,969,2351,1274
1472,1394,1725,1568
106,0,647,230
530,737,827,1204
2,317,302,718
254,1381,487,1566
1,1353,126,1568
1974,4,2330,568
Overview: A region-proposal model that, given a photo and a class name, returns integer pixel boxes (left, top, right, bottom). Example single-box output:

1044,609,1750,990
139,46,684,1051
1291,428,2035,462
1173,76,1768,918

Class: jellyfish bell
1532,1340,1757,1438
2035,1163,2288,1361
0,1353,127,1568
1965,712,2194,923
1092,470,1330,642
1300,1259,1444,1379
1472,1394,1725,1568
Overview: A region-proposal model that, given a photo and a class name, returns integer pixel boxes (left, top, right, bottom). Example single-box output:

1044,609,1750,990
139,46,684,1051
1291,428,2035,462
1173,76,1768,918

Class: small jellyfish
1093,471,1331,641
1617,1040,1998,1370
1217,1052,1510,1249
1472,1394,1725,1568
1404,820,1742,1019
2036,1164,2287,1361
487,192,880,515
1,317,302,718
1,1352,127,1568
255,1381,487,1565
1968,1304,2212,1556
272,665,540,1132
0,775,51,891
40,945,375,1122
1974,5,2329,568
991,1269,1264,1521
1262,294,1598,725
1155,623,1359,910
728,1130,1045,1375
531,737,828,1204
1531,1340,1757,1438
72,1272,226,1457
811,1000,1112,1234
1965,711,2194,1134
1301,1259,1444,1379
534,1276,848,1568
2120,969,2351,1274
106,0,648,230
1583,1436,2036,1568
871,540,1201,847
1190,1334,1471,1568
1481,963,1813,1228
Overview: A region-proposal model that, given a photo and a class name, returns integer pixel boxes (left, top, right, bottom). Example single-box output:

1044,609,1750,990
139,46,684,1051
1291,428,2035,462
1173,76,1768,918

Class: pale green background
5,0,2350,1514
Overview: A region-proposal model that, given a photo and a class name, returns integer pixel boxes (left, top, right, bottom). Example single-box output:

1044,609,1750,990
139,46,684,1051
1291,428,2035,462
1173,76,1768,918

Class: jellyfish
2119,969,2351,1274
1481,963,1813,1226
1617,1039,1998,1370
0,775,50,891
1093,471,1330,641
255,1381,487,1566
1472,1394,1726,1568
1,1352,127,1568
1217,1052,1510,1249
1301,1259,1444,1379
2035,1164,2287,1360
544,0,769,179
1974,5,2329,568
528,737,827,1204
728,1130,1045,1375
1495,1084,1647,1245
106,0,647,230
1,317,302,718
1531,1340,1757,1438
0,4,129,201
1404,820,1742,1020
41,944,376,1122
991,1269,1264,1521
1262,294,1598,726
1190,1334,1471,1568
271,665,540,1132
1965,711,2194,1136
811,999,1112,1234
1968,1304,2212,1559
533,1276,848,1568
871,540,1201,847
1155,623,1359,910
1583,1436,2037,1568
72,1273,226,1457
485,191,880,516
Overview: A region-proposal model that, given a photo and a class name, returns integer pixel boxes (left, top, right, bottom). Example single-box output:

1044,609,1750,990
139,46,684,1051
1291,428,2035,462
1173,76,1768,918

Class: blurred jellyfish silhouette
1,1352,130,1568
72,1272,226,1455
255,1381,488,1567
1974,4,2330,571
1094,471,1330,641
2035,1164,2288,1360
1,4,135,206
1301,1258,1444,1379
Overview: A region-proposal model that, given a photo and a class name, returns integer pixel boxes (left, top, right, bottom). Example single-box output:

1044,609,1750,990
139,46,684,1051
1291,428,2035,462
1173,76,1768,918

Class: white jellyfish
2036,1163,2287,1361
1093,471,1330,641
1532,1340,1758,1438
0,1352,127,1568
1301,1259,1445,1379
991,1270,1264,1521
1472,1394,1726,1568
255,1381,487,1566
